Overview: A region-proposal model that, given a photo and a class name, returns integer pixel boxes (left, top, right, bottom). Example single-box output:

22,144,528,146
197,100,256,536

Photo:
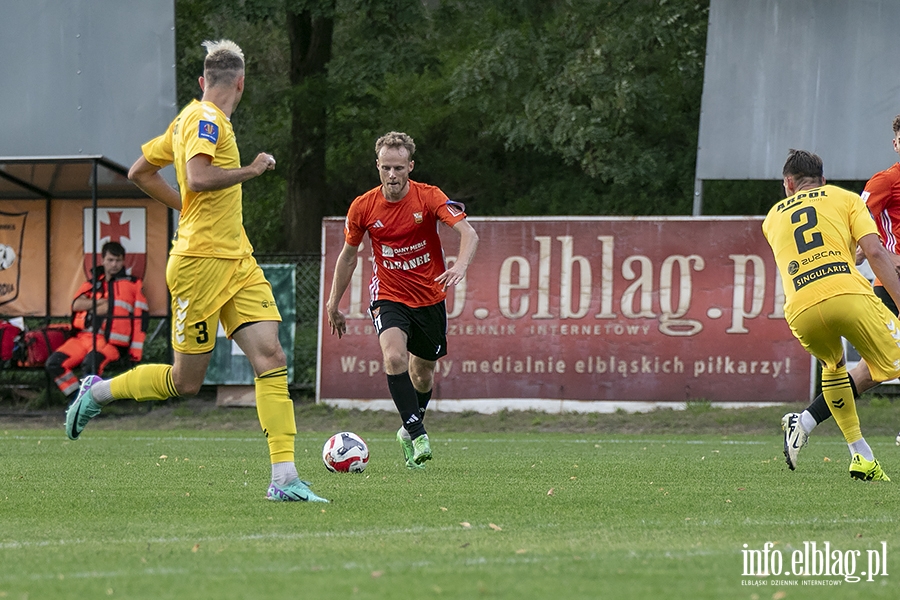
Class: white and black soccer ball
0,244,16,270
322,431,369,473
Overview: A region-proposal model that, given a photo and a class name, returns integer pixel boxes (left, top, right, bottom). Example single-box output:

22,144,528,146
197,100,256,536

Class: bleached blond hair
201,39,244,87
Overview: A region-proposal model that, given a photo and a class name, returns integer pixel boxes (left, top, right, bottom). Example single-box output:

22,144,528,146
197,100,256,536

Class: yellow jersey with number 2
762,184,879,323
141,99,253,259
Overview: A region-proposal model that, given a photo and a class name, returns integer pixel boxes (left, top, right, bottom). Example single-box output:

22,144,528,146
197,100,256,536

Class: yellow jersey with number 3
762,184,879,322
141,99,253,258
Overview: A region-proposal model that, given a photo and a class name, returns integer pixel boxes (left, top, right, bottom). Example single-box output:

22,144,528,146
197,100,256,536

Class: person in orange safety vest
46,241,148,401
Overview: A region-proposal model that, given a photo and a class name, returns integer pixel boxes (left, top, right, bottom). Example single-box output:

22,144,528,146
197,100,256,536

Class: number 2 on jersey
791,206,824,254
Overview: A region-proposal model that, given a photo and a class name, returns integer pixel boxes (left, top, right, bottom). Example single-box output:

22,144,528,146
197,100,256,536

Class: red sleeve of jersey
425,186,466,227
344,194,369,247
863,169,892,219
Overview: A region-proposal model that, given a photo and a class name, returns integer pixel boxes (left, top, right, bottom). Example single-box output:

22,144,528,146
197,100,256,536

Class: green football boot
412,433,432,465
397,427,424,470
849,453,890,482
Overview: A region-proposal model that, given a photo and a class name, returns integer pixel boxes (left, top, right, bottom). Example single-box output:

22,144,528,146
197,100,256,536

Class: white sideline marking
0,525,463,551
0,545,732,583
3,513,895,555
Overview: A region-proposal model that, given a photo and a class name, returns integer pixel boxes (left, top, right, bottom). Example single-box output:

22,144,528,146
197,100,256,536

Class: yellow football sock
110,364,177,402
821,365,862,444
255,367,296,464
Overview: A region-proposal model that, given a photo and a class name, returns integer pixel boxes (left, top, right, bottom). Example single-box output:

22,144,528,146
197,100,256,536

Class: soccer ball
322,431,369,473
0,244,16,270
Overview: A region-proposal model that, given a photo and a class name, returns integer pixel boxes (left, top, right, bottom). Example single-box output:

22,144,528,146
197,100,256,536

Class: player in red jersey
326,131,479,469
860,115,900,315
783,116,900,470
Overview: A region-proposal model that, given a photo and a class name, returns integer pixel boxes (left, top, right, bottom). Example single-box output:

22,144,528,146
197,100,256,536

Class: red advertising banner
317,217,813,411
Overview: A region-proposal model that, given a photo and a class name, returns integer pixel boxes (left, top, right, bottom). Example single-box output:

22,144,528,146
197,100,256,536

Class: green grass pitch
1,428,898,599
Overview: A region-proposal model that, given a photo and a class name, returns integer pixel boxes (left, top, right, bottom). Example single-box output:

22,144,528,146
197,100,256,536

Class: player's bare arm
128,155,183,211
435,219,479,290
326,242,361,338
185,152,276,192
889,251,900,275
861,233,900,307
855,235,900,272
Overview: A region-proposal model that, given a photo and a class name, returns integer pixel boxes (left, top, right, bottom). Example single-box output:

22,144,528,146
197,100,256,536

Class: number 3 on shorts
194,321,209,344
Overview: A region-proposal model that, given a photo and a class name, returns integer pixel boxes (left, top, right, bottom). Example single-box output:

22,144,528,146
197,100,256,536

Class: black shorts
369,300,448,361
874,285,899,316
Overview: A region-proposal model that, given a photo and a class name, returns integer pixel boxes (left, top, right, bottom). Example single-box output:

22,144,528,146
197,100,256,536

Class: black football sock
416,388,432,423
806,376,859,424
387,372,426,438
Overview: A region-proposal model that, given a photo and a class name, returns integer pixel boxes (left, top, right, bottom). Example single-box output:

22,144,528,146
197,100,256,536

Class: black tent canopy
0,155,145,201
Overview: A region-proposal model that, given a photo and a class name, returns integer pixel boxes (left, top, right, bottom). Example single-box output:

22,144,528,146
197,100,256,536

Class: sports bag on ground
0,319,23,364
17,325,72,368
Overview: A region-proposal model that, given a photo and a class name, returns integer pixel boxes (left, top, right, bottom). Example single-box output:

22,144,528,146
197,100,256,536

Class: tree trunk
283,5,334,253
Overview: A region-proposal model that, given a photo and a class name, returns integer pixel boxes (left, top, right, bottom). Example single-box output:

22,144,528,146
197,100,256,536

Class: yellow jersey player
763,149,900,481
782,115,900,466
65,39,327,503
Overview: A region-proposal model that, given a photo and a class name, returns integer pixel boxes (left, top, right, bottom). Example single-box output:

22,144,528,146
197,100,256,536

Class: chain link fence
0,254,323,405
255,254,321,392
146,254,322,391
110,255,323,393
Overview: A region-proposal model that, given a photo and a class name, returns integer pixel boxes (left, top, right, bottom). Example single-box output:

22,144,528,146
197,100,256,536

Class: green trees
283,2,334,254
441,0,709,216
174,0,711,253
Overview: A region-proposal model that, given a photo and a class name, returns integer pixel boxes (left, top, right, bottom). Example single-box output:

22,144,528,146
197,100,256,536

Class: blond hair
201,39,244,88
375,131,416,159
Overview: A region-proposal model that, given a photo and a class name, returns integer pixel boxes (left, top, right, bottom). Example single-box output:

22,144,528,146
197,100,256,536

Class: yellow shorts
166,255,281,354
789,293,900,381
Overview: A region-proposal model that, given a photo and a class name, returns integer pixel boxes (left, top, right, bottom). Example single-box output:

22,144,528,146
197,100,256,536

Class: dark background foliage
170,0,788,254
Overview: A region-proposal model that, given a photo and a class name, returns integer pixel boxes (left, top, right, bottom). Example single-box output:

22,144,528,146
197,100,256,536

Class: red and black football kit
344,179,466,360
